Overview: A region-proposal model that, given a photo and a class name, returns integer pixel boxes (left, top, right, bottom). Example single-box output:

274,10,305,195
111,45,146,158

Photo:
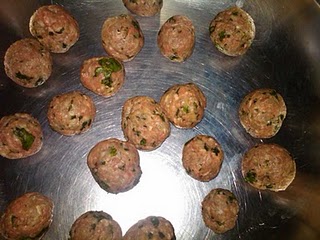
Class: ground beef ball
182,135,224,182
47,91,96,136
121,96,170,150
101,14,144,62
0,113,43,159
4,38,52,88
29,4,80,53
239,88,287,139
87,138,142,194
241,144,296,191
80,57,125,97
122,0,163,17
123,216,176,240
209,6,255,56
69,211,122,240
160,83,206,128
157,15,195,62
0,192,53,240
201,188,239,234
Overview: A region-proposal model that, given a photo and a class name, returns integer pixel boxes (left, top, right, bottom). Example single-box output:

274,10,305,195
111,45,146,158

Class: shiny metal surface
0,0,320,239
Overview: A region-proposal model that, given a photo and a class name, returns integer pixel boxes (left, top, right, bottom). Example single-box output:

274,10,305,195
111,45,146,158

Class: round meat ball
69,211,122,240
123,216,176,240
182,135,224,182
121,96,171,150
47,91,96,136
29,4,80,53
0,192,53,240
0,113,43,159
4,38,52,88
239,88,287,138
122,0,163,17
80,57,125,97
160,83,206,128
101,14,144,62
157,15,195,62
241,143,296,191
201,188,239,234
87,138,142,194
209,6,255,56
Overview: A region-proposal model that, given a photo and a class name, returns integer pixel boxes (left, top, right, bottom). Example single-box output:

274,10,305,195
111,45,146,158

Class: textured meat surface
0,113,43,159
4,38,52,88
209,6,255,56
241,144,296,191
239,88,287,138
182,135,224,182
122,0,163,16
123,216,176,240
121,96,170,150
157,15,195,62
101,14,144,62
87,138,142,194
69,211,122,240
160,83,206,128
201,188,239,234
80,57,125,97
29,4,79,53
47,91,96,136
0,192,53,240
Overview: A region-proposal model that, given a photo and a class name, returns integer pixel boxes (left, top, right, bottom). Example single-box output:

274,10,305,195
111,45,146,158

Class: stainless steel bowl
0,0,319,239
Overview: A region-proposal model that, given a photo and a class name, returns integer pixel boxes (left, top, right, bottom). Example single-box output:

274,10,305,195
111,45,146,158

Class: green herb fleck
95,58,122,88
15,72,33,81
269,90,279,100
216,220,224,226
13,128,35,150
169,55,179,61
232,11,239,16
212,147,220,156
182,105,189,113
140,138,147,146
218,30,226,41
244,170,257,183
150,217,160,227
109,146,117,156
131,20,140,30
209,25,215,34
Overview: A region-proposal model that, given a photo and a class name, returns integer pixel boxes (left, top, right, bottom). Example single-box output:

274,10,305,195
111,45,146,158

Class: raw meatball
0,113,43,159
157,15,195,62
47,91,96,136
241,144,296,191
69,211,122,240
182,135,224,182
239,88,287,138
4,38,52,88
0,192,53,240
87,138,142,194
29,4,80,53
209,6,255,56
101,14,144,62
121,96,170,150
122,0,163,17
80,57,125,97
160,83,206,128
201,188,239,234
123,216,176,240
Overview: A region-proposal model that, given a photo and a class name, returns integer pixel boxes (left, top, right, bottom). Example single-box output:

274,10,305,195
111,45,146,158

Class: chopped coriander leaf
218,30,226,41
244,170,257,183
101,78,113,87
150,217,160,227
109,146,117,156
212,146,220,156
182,105,189,113
15,72,33,81
131,20,140,30
140,138,147,146
232,11,239,16
13,127,35,150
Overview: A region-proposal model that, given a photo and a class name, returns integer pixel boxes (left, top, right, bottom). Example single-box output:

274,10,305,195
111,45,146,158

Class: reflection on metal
0,0,319,239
